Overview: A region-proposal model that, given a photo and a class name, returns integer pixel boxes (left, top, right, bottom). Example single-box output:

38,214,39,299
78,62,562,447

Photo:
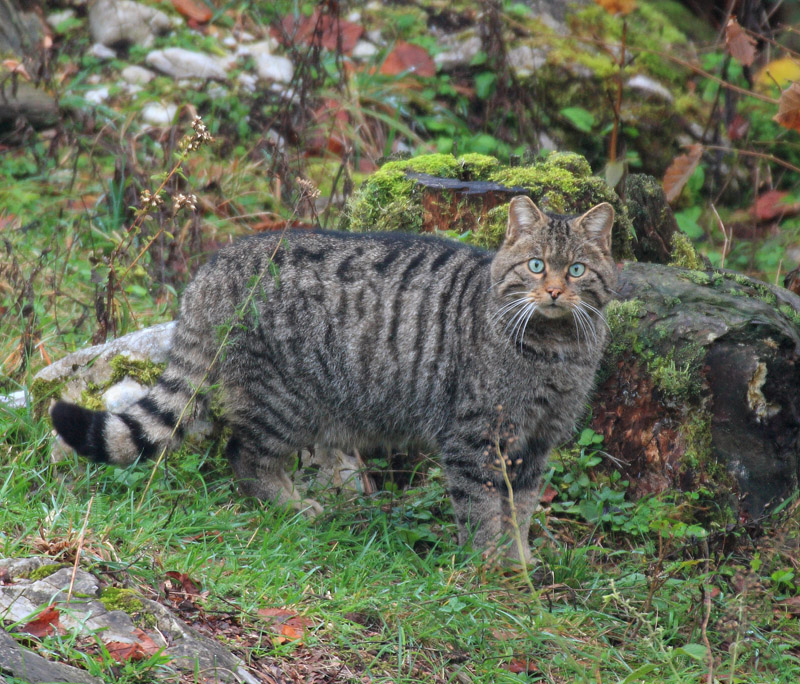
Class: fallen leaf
593,0,636,14
21,605,61,638
662,144,703,203
751,189,800,221
380,41,436,78
104,629,162,662
502,658,538,674
259,607,314,643
725,18,757,67
774,82,800,133
171,0,212,23
280,9,363,54
1,59,32,80
539,485,558,504
165,570,201,595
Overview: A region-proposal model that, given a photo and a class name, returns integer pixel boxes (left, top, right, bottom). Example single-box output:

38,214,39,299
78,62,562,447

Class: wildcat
51,196,616,562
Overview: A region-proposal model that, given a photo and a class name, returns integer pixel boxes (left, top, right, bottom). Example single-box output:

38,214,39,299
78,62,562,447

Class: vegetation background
2,0,800,681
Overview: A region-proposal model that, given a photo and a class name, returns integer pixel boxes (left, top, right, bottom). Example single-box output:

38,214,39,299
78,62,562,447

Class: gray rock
89,42,117,59
141,101,179,126
0,390,26,408
121,65,156,85
627,74,673,102
0,558,265,684
507,44,547,77
352,40,378,59
84,86,110,104
0,629,102,684
102,377,148,412
433,32,481,68
89,0,171,48
253,52,294,83
34,321,175,405
46,9,76,30
145,47,228,80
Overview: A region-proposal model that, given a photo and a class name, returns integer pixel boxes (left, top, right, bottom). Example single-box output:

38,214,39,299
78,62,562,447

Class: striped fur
51,197,616,561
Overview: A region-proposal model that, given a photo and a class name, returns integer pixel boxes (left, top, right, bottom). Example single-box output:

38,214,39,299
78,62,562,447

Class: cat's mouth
536,301,571,319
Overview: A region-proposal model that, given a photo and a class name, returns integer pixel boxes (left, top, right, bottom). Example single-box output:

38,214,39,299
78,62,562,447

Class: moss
100,587,144,614
669,232,704,270
778,304,800,330
109,355,165,385
30,377,66,418
27,563,68,581
79,386,105,411
456,153,500,179
677,269,713,286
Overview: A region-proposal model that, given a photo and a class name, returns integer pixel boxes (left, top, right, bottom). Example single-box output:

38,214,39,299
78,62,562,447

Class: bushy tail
50,361,211,466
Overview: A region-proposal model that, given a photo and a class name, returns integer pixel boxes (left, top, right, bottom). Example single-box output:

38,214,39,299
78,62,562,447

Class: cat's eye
528,258,545,274
568,263,586,277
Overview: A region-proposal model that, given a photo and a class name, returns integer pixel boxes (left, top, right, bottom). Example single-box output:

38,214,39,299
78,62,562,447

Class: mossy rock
341,151,633,260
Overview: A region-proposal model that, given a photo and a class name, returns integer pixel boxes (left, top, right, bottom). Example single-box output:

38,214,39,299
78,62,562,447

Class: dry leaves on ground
259,607,316,644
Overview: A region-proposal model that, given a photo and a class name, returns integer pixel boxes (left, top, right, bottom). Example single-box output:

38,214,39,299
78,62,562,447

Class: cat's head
490,196,617,338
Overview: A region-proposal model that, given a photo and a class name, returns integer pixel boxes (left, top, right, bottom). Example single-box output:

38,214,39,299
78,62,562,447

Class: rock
0,557,267,684
253,52,294,83
627,74,674,102
145,47,228,80
89,42,116,59
33,321,175,406
0,389,26,407
102,377,148,412
141,101,178,125
625,173,678,264
237,72,258,92
235,38,279,57
0,74,59,130
0,629,103,684
507,44,547,77
46,9,76,30
433,32,481,69
89,0,171,48
83,86,110,105
120,64,156,85
352,40,378,59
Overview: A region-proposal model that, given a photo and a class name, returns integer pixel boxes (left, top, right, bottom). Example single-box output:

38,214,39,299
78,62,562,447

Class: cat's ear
574,202,614,253
506,196,548,243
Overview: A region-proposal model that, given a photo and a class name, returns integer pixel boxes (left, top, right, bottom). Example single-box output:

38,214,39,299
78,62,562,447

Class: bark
594,263,800,517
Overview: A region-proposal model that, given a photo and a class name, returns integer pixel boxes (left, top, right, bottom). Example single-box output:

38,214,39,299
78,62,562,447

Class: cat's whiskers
577,300,610,332
490,294,532,325
514,302,538,350
571,305,597,348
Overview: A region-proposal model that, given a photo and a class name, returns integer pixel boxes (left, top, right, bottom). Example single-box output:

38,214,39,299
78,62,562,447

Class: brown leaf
725,18,757,67
165,570,201,595
774,82,800,133
104,631,161,663
662,144,703,203
593,0,636,14
751,189,800,221
171,0,212,23
380,41,436,78
539,485,558,504
1,59,31,80
259,607,314,643
21,606,61,638
280,10,363,54
502,658,538,674
727,113,749,141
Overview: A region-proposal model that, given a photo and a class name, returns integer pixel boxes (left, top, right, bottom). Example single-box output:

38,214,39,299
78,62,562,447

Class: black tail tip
50,401,101,457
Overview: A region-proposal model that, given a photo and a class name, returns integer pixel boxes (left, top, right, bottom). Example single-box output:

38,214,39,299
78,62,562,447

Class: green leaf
619,663,658,683
676,643,707,661
560,106,595,133
475,72,497,100
674,206,703,239
577,428,596,446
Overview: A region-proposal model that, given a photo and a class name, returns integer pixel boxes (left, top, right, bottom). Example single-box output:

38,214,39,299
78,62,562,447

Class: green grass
3,398,800,682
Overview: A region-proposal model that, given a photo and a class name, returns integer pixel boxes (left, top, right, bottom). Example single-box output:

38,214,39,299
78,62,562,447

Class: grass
2,1,800,681
3,396,800,682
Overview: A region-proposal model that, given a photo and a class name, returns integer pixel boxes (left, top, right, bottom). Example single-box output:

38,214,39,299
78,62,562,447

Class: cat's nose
546,286,562,300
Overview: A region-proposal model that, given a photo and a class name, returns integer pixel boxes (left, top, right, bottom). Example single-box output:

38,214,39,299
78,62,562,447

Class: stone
145,47,228,80
0,389,26,408
102,377,148,412
141,101,178,125
33,321,175,405
0,629,102,684
627,74,673,102
235,38,278,58
84,86,110,105
120,65,156,85
46,9,76,30
433,32,481,69
352,40,378,59
89,0,171,48
0,557,267,684
237,72,258,92
253,52,294,83
507,44,547,77
89,42,117,59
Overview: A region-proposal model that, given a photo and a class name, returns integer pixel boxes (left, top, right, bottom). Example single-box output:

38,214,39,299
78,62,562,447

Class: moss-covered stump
341,151,634,260
624,174,678,264
595,263,800,518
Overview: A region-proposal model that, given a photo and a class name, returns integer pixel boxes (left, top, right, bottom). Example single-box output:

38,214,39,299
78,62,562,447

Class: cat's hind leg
224,426,323,516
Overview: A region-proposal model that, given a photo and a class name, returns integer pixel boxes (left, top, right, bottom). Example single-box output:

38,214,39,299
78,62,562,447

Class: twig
66,495,94,604
710,203,731,269
700,539,713,684
495,439,536,594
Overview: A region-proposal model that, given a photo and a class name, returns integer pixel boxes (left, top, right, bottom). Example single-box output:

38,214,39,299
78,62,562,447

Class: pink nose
546,286,562,300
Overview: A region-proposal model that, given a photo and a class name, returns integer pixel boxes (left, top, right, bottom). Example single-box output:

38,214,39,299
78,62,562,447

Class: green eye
528,258,545,274
568,263,586,277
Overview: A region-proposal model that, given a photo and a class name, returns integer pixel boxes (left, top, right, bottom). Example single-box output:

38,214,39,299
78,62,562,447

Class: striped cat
51,196,616,561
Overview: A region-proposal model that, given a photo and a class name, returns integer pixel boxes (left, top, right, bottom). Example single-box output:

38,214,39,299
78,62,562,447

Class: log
594,263,800,517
